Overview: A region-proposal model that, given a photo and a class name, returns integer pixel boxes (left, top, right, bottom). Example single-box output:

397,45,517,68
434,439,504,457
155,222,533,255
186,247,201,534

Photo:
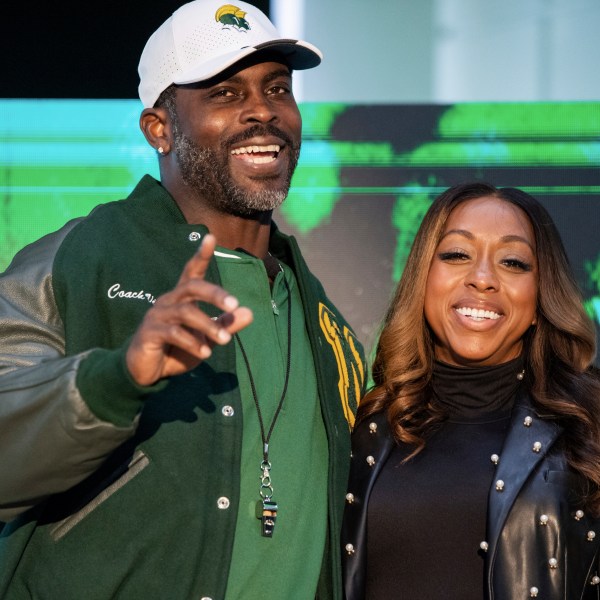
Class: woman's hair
359,181,600,512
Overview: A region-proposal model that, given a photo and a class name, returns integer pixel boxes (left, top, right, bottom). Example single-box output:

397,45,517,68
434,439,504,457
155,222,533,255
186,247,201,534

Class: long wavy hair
359,182,600,512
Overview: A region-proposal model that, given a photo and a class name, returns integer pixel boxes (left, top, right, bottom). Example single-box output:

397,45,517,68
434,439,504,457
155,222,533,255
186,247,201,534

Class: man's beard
172,124,300,218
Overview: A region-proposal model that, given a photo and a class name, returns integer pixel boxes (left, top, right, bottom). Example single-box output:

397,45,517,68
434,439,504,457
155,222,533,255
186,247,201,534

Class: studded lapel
486,395,563,561
342,411,396,600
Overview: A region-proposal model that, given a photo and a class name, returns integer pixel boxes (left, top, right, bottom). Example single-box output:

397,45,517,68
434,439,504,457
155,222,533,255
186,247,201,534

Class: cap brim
173,39,322,85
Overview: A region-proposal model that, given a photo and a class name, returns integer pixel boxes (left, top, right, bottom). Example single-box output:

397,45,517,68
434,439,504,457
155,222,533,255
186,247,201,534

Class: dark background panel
279,194,398,354
2,0,270,99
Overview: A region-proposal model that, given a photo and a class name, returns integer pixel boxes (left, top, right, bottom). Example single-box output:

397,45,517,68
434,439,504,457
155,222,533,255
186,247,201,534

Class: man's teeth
231,144,280,154
231,144,280,162
456,307,501,321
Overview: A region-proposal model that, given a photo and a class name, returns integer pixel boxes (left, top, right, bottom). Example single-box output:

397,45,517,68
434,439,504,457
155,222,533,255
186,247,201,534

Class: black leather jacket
342,397,600,599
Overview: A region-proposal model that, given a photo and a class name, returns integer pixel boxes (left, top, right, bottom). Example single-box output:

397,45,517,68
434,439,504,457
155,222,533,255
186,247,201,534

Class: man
0,1,366,598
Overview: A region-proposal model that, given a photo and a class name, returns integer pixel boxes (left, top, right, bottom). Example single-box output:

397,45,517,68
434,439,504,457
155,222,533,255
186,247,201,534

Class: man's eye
211,89,235,98
268,85,290,94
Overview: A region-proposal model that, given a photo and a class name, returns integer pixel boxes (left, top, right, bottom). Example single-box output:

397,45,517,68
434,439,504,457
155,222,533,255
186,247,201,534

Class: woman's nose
465,259,499,292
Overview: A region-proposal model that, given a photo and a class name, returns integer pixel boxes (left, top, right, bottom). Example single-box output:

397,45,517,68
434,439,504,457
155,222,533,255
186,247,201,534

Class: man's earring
157,146,165,155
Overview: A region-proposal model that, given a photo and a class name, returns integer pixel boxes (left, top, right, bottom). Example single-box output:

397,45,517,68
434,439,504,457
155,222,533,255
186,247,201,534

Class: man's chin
219,188,288,216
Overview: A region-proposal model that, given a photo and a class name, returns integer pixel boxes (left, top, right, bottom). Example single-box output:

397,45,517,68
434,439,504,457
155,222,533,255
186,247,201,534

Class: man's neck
205,213,272,258
179,199,272,258
161,176,274,257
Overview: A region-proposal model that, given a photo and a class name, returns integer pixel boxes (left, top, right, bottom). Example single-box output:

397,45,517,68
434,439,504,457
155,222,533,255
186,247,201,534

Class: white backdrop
272,0,600,103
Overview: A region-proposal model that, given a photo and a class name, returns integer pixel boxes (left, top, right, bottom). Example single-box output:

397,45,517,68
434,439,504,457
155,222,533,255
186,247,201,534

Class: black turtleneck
365,358,525,600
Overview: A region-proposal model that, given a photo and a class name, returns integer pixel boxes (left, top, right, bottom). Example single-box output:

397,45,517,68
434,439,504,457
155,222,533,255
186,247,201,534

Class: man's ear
140,107,172,155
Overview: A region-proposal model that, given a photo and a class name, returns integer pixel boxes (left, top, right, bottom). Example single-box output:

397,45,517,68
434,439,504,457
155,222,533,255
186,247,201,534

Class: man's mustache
225,124,295,148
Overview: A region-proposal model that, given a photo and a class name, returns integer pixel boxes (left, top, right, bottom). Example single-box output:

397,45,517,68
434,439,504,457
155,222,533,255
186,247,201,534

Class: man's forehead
214,52,293,81
182,57,292,89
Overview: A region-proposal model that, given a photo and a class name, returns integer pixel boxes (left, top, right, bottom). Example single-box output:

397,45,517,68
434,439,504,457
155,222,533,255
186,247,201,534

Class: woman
342,182,600,599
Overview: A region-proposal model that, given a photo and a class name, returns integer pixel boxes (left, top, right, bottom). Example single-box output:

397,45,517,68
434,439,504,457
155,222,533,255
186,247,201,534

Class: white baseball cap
138,0,323,108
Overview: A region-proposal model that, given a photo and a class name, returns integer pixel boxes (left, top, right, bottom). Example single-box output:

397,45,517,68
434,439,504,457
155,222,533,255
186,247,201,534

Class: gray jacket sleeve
0,223,138,522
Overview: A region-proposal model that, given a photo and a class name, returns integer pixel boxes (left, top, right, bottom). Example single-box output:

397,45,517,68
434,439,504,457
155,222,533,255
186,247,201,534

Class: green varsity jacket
0,175,366,600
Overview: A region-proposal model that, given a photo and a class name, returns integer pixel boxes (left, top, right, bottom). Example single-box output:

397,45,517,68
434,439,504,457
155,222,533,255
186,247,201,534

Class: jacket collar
486,394,563,558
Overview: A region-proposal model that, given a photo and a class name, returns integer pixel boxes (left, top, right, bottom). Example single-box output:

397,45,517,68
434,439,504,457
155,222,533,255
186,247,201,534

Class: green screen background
1,100,599,358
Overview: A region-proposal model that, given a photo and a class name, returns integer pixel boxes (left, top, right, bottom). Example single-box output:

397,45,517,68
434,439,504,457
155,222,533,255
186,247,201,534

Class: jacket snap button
217,497,230,510
222,405,234,417
189,231,202,242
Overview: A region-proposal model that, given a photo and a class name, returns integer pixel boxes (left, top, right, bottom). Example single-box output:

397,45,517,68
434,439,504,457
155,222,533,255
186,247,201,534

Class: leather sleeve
0,223,137,522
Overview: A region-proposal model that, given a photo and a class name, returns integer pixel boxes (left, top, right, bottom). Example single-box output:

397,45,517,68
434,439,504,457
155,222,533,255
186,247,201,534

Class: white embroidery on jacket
107,283,156,304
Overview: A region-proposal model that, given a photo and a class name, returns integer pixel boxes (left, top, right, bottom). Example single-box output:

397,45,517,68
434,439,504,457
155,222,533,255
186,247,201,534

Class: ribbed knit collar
432,357,525,421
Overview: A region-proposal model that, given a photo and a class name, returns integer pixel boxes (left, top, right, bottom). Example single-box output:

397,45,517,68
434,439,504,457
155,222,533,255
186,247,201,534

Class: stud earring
157,146,165,155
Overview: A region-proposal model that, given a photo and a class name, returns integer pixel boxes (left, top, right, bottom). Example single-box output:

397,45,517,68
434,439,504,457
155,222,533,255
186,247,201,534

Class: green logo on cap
215,4,250,30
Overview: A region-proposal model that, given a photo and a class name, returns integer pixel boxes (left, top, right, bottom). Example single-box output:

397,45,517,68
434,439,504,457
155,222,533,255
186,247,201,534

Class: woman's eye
502,258,533,272
438,251,469,262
